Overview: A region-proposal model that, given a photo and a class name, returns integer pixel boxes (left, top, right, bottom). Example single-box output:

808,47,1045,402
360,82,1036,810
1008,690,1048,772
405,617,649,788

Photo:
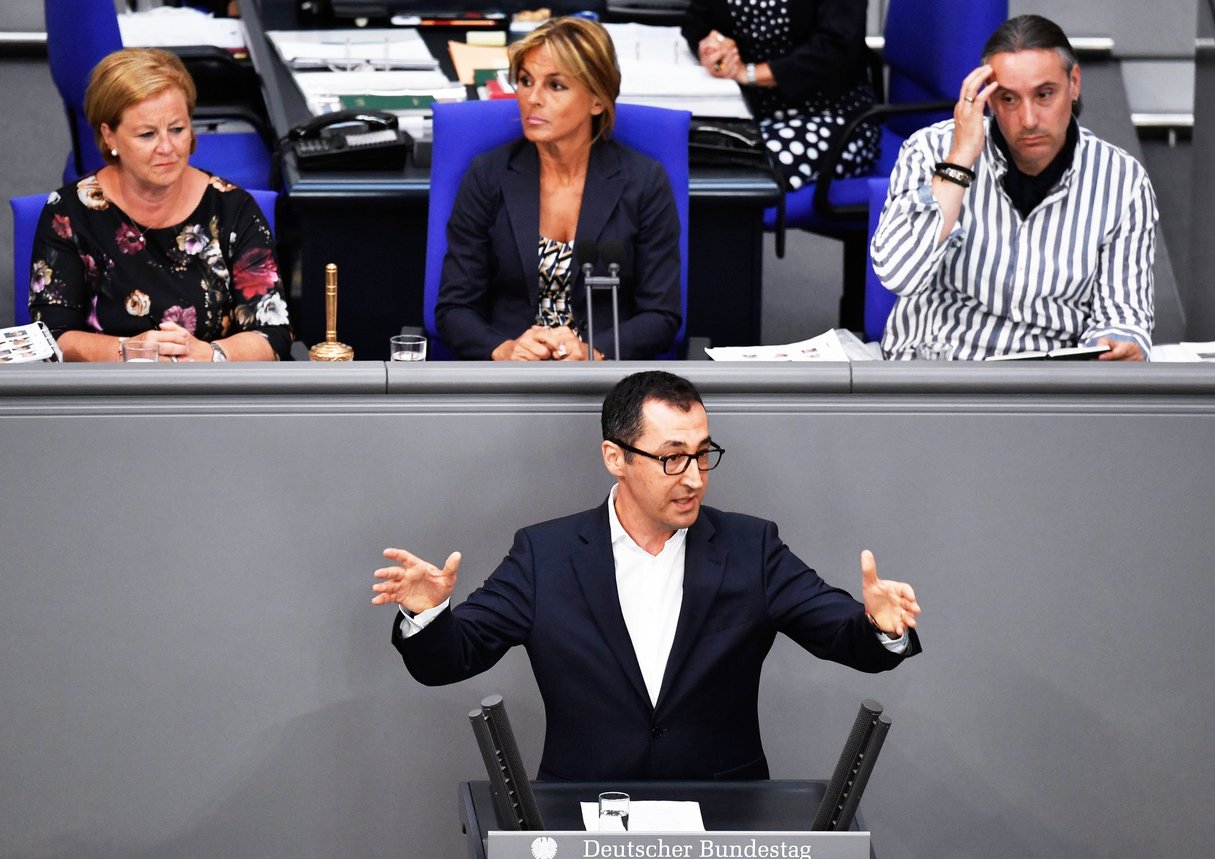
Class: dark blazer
681,0,870,102
435,138,682,360
392,501,921,781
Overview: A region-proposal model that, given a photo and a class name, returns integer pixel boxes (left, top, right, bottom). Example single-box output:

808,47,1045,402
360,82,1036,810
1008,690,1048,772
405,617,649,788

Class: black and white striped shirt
872,118,1158,360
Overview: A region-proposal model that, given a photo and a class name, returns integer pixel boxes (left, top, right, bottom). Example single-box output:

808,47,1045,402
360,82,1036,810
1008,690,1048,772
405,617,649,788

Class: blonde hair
84,48,198,165
509,17,621,143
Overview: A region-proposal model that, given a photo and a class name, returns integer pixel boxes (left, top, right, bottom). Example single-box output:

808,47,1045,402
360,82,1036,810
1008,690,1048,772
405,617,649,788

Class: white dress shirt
606,484,686,706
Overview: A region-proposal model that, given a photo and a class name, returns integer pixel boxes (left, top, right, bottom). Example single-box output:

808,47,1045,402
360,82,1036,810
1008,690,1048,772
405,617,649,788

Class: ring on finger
964,95,975,103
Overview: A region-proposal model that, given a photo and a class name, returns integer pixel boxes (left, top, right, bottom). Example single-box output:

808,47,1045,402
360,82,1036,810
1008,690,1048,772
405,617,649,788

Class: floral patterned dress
28,172,291,358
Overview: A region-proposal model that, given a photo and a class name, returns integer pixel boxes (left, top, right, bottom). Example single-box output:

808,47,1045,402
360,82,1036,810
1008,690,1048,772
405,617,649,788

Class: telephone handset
287,109,411,171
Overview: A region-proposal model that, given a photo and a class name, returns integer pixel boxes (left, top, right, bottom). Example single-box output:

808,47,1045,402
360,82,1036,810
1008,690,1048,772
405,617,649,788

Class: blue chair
423,100,690,360
11,189,278,328
44,0,273,191
764,0,1007,333
863,177,894,343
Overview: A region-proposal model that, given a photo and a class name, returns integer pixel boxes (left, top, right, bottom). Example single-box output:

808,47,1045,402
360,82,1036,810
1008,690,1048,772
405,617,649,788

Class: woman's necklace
115,176,187,246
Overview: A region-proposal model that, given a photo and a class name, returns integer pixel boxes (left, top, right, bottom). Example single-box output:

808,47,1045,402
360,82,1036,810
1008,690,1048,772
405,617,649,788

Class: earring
110,148,118,158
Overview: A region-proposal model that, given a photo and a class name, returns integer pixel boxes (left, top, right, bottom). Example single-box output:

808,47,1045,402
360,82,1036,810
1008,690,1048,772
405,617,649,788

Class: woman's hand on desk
492,326,601,361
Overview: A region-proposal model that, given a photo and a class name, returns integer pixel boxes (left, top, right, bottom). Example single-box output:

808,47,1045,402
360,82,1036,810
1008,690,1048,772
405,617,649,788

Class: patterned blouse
535,235,575,328
28,172,291,358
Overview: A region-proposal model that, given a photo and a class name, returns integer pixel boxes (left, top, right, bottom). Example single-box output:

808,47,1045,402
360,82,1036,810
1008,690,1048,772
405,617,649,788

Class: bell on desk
309,263,354,361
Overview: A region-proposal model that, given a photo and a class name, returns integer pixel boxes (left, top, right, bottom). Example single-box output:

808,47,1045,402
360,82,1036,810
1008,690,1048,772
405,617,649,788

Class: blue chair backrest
11,188,277,328
45,0,124,180
247,188,278,239
864,177,895,343
424,99,690,359
883,0,1008,139
11,194,47,327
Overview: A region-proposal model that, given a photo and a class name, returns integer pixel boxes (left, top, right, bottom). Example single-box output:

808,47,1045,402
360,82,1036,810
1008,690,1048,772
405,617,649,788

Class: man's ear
602,440,625,478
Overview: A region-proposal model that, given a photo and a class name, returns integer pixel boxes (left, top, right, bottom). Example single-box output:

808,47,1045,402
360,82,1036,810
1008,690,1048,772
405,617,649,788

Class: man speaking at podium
373,371,922,780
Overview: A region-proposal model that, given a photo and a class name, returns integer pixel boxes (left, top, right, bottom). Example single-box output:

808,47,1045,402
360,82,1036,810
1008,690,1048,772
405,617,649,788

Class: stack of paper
267,29,439,71
292,69,466,117
118,7,244,51
705,329,880,361
605,23,751,120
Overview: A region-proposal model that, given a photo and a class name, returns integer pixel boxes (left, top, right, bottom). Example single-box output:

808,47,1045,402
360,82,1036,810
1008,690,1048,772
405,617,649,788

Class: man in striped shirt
871,14,1157,360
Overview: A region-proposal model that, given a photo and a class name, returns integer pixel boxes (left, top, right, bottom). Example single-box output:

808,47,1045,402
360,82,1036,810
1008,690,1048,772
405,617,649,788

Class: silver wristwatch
210,342,228,362
745,63,757,86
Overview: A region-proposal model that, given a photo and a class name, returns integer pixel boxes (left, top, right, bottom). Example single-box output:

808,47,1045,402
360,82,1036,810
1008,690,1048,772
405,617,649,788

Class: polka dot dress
728,0,880,190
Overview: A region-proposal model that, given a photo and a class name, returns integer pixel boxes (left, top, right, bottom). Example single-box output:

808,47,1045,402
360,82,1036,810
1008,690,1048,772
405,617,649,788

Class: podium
459,780,875,859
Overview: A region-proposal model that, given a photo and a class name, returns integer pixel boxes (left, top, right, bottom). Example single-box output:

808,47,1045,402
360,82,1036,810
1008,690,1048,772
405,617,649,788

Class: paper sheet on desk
118,8,244,51
292,70,464,123
267,29,439,70
1151,342,1215,361
706,329,880,362
580,802,705,832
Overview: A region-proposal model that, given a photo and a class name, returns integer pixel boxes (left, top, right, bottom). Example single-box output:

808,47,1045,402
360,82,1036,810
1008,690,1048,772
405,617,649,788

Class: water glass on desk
598,792,629,831
122,341,159,362
389,334,427,362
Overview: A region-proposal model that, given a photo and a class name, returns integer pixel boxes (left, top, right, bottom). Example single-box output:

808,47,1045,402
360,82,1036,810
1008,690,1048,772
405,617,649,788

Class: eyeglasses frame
608,438,725,475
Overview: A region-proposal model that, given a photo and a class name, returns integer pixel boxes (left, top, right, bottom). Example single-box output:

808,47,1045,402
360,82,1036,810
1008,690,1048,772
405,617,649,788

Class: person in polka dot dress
682,0,880,190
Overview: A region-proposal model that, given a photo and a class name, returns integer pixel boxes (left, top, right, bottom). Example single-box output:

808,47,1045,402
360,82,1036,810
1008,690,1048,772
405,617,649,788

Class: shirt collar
986,116,1080,182
607,484,688,555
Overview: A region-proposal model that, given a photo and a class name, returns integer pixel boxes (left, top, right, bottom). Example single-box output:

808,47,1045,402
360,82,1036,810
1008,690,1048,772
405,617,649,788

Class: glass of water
389,334,427,362
598,791,629,831
122,340,159,362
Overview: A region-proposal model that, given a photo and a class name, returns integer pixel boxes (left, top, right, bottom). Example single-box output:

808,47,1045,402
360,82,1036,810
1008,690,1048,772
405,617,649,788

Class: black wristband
935,161,975,179
934,164,973,188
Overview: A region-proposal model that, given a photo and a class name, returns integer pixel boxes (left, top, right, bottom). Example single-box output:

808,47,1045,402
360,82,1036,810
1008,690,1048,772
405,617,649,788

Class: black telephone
287,109,411,171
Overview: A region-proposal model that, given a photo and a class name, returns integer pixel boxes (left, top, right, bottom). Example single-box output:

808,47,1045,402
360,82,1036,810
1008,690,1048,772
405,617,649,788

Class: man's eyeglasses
609,439,725,475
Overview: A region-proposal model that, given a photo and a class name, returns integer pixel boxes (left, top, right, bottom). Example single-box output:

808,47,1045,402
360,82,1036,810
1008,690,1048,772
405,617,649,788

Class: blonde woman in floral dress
29,48,290,361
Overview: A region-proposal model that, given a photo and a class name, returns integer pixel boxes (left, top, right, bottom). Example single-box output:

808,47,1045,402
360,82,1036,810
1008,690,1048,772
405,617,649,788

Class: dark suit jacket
435,138,682,360
681,0,870,103
392,502,921,781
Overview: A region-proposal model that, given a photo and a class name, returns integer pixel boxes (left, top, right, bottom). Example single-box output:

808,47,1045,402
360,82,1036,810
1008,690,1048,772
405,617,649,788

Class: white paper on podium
579,801,706,832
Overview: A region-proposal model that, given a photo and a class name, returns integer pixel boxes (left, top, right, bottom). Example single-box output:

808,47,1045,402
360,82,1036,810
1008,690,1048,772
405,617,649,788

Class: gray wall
2,363,1214,858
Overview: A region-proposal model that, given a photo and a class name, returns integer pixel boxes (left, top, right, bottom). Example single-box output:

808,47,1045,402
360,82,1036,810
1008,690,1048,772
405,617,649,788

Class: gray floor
0,52,1196,345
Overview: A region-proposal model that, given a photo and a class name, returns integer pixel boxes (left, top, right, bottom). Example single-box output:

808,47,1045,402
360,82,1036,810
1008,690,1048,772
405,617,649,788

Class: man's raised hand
372,548,461,614
860,549,921,638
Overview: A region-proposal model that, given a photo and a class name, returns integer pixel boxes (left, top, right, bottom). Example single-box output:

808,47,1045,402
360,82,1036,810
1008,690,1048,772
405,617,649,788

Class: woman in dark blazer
436,17,682,361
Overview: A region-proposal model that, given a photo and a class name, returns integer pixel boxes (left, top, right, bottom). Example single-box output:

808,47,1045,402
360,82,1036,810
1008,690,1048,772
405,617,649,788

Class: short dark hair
602,371,704,449
982,15,1082,116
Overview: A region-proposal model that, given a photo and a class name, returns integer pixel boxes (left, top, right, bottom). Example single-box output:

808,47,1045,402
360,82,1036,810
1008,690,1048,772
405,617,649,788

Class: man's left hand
861,549,921,638
1096,337,1145,361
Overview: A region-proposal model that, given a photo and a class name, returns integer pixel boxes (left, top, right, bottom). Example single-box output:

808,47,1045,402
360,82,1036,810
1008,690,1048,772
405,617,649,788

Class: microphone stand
584,265,621,360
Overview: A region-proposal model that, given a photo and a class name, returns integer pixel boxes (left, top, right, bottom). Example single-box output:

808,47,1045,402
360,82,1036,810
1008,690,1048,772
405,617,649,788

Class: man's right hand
947,64,999,168
372,548,461,613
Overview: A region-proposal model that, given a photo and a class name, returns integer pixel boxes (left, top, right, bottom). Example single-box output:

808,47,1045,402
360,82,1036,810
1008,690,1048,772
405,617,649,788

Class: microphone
574,238,598,281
